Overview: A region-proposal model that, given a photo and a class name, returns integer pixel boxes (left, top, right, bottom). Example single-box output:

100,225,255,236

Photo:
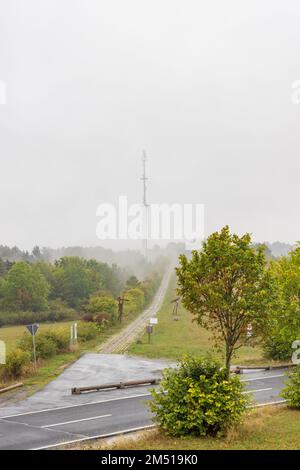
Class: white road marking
241,374,285,382
0,392,152,419
242,387,272,394
255,399,286,407
41,413,111,428
32,424,157,450
1,374,286,419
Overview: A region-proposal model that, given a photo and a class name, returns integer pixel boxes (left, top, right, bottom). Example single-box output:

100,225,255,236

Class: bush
281,365,300,407
263,330,298,361
42,328,69,352
18,328,69,359
0,301,77,327
18,332,57,359
77,321,99,342
150,356,249,437
82,313,94,323
3,348,31,379
47,300,78,322
94,312,111,325
85,294,117,315
124,287,145,314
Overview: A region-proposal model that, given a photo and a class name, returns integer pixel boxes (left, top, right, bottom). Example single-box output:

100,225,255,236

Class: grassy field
129,275,270,366
78,406,300,450
0,299,158,393
0,321,74,352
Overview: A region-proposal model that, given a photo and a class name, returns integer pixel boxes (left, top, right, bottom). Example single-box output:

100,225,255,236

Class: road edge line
32,424,157,450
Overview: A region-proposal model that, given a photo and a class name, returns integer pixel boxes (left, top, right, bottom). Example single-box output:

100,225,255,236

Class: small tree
1,261,50,311
85,294,117,316
176,226,274,376
263,245,300,360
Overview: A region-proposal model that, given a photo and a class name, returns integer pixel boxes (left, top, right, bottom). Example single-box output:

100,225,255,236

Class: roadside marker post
26,323,39,369
0,340,5,365
70,322,78,350
149,317,158,335
146,324,153,344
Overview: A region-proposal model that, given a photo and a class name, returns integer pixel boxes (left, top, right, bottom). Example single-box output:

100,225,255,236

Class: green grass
129,275,268,366
0,295,161,393
79,406,300,450
0,321,74,353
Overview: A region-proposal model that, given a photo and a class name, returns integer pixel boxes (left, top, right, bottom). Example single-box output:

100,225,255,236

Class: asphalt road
0,369,289,450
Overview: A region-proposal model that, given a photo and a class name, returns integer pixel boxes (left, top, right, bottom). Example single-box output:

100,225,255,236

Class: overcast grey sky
0,0,299,250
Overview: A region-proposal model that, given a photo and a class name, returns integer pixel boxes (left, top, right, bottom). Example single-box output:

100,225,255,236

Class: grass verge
129,275,282,367
0,294,160,395
75,406,300,450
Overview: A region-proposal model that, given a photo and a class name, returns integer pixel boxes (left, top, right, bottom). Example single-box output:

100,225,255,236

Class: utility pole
141,150,149,259
170,297,180,321
117,295,129,323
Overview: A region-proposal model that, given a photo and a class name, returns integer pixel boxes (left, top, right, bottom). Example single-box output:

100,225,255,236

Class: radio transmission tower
141,150,149,258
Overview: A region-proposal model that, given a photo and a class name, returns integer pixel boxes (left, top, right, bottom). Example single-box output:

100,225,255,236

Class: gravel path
98,268,172,354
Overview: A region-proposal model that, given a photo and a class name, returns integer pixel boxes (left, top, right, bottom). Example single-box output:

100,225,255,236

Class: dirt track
98,268,172,354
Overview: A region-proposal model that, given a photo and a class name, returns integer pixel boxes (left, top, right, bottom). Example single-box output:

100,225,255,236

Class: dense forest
0,254,164,327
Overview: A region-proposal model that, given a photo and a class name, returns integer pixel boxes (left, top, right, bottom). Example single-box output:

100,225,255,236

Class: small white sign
0,340,6,364
150,318,158,325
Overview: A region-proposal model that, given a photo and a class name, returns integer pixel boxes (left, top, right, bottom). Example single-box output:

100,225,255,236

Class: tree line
0,256,161,327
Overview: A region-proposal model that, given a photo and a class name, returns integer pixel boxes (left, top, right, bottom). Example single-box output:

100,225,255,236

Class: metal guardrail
71,378,160,395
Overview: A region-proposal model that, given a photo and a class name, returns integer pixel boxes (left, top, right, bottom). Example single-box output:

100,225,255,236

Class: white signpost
0,340,5,365
26,323,39,369
70,322,78,349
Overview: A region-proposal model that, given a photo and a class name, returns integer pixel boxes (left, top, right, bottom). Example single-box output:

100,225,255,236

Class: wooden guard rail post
71,378,160,395
0,383,23,394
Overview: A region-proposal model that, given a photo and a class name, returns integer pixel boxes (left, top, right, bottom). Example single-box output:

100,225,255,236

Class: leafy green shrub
18,327,70,359
42,328,70,352
94,312,111,326
140,275,161,304
263,330,298,361
19,328,69,359
19,331,57,359
85,294,117,316
82,313,94,323
77,321,99,342
150,356,249,437
35,335,57,358
281,365,300,407
3,348,31,379
47,300,78,322
0,302,77,327
124,287,145,314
